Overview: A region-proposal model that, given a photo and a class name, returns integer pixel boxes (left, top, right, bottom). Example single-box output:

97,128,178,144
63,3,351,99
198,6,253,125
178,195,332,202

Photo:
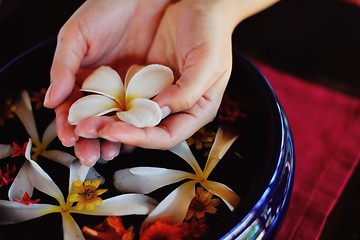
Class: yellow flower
0,141,157,240
187,127,215,156
185,187,220,220
68,179,108,211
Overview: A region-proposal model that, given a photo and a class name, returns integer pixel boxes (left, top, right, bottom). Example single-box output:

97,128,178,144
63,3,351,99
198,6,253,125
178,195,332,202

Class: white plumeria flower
68,64,174,128
113,127,241,225
13,90,76,164
7,90,77,201
0,144,14,159
7,90,103,201
0,140,157,240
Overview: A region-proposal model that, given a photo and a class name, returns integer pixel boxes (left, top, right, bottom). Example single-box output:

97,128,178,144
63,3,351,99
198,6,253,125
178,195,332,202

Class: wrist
201,0,280,32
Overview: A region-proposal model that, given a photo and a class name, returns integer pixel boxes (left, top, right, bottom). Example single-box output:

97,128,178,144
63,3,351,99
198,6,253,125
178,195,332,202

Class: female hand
76,0,247,149
44,0,173,166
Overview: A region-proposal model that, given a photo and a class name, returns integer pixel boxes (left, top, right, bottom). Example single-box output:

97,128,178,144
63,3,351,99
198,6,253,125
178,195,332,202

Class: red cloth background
253,61,360,239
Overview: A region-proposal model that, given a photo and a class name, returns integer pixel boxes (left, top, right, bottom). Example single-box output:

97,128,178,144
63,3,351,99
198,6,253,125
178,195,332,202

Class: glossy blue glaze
221,54,295,240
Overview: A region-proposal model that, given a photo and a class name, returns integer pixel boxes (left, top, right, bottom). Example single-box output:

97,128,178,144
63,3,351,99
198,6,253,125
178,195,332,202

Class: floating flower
218,93,255,123
8,90,77,201
14,192,40,205
185,217,209,239
187,127,215,155
0,140,157,240
139,219,186,240
11,142,28,157
113,127,240,226
82,216,134,240
68,64,174,128
0,164,15,187
68,179,108,211
13,90,76,164
185,186,220,220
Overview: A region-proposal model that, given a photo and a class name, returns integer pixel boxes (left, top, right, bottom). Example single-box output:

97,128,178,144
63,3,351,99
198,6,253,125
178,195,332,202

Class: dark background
1,0,359,239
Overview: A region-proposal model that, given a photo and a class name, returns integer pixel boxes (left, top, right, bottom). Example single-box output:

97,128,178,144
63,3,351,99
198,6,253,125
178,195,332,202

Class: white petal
72,194,157,216
41,150,76,167
0,144,13,159
116,98,162,127
144,181,196,226
69,160,90,193
126,64,173,101
62,212,85,240
14,90,40,145
124,64,144,88
201,180,241,211
8,161,33,201
204,127,238,177
81,66,125,107
41,119,57,148
113,167,194,194
0,200,58,224
170,141,202,175
25,140,65,205
86,166,105,185
68,95,121,125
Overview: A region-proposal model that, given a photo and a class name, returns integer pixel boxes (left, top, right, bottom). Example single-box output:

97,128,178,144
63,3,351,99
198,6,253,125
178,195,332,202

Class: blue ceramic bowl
0,39,294,240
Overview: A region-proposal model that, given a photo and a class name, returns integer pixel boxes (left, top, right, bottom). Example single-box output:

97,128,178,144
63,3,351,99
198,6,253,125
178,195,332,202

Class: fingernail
161,106,171,119
99,130,117,142
43,84,52,107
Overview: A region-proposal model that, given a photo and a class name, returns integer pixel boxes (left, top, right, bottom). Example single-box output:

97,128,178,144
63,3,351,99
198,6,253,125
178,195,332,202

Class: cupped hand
44,0,172,166
79,0,238,150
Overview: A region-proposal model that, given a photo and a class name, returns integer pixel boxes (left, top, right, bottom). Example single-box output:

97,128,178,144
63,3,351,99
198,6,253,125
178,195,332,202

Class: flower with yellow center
68,64,174,128
68,179,108,211
0,140,158,240
0,90,77,202
114,127,240,226
185,186,220,220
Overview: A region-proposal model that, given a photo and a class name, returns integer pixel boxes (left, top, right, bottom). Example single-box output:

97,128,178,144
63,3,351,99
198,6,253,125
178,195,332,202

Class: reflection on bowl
0,39,294,240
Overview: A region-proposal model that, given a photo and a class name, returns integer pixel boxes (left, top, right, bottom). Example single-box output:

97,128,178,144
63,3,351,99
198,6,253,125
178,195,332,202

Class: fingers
75,116,117,139
74,138,100,167
44,21,87,109
98,90,221,150
55,87,82,147
55,102,79,148
100,140,121,161
75,116,121,161
151,38,232,116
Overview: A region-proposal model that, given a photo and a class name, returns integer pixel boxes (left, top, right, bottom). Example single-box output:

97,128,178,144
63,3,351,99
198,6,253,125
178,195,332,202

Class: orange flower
217,93,247,123
14,192,40,205
82,216,134,240
0,164,16,187
185,217,209,239
185,187,220,220
11,141,28,157
187,127,215,153
140,219,186,240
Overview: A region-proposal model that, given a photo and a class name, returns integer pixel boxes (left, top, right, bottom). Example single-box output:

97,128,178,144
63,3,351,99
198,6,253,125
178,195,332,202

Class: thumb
153,56,231,116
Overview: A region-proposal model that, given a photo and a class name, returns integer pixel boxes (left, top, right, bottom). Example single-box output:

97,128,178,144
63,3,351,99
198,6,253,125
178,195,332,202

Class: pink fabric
342,0,360,6
252,61,360,240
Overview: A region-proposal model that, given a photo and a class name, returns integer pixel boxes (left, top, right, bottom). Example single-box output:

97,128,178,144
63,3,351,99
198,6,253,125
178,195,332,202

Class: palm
48,0,172,165
85,1,235,150
68,0,169,81
147,0,233,112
